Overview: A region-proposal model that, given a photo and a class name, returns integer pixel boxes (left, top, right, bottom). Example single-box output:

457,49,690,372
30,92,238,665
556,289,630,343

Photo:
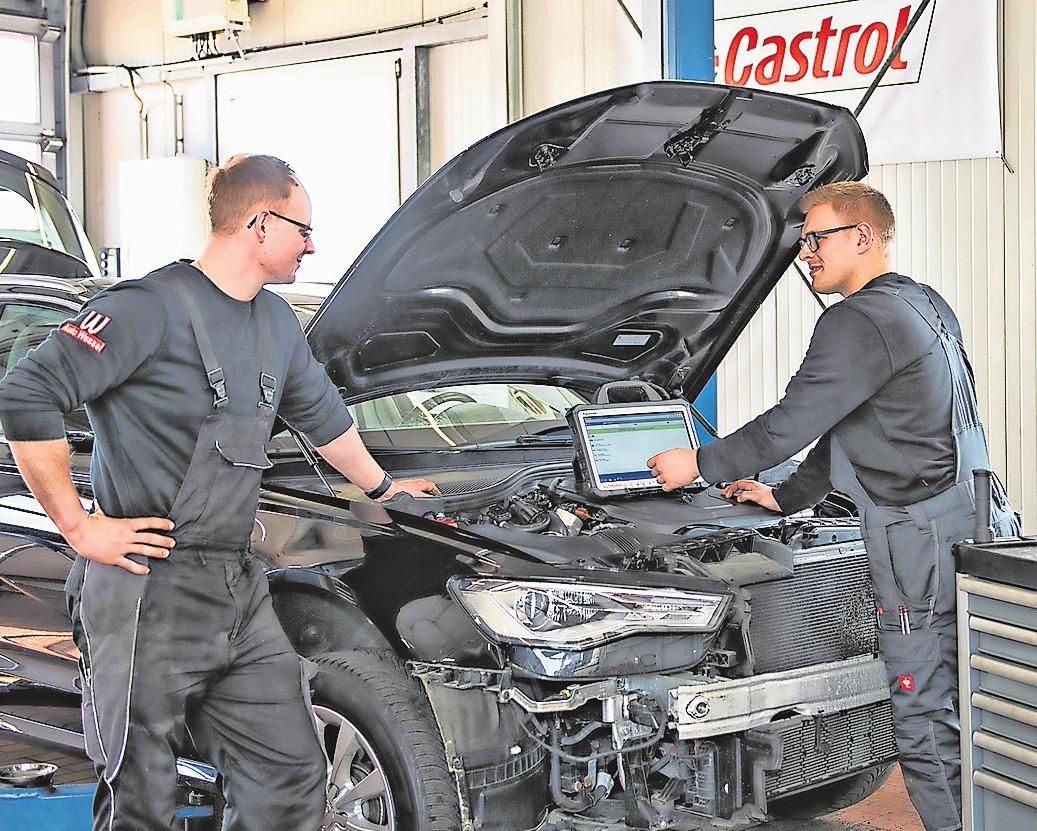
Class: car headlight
447,577,730,650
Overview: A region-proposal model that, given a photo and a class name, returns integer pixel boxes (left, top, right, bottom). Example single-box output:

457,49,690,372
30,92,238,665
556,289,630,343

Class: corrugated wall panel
1004,0,1037,532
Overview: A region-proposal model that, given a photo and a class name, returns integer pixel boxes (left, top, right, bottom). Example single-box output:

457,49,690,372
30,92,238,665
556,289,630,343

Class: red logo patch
78,311,111,334
898,675,915,692
60,321,106,354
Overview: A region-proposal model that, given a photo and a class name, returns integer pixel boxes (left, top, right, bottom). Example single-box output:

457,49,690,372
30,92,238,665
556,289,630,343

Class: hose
515,709,665,764
548,722,613,812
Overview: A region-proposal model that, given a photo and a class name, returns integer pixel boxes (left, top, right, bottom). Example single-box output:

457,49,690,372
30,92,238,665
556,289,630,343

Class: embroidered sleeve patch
60,311,111,354
898,674,916,692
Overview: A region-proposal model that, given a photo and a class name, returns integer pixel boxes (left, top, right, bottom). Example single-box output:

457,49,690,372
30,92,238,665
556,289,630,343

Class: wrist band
364,472,394,500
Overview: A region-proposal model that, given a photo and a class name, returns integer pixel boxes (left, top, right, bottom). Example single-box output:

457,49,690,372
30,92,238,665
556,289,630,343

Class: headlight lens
448,577,730,650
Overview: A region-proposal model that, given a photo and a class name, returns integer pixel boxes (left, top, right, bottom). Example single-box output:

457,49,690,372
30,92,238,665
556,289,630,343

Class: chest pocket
215,439,273,470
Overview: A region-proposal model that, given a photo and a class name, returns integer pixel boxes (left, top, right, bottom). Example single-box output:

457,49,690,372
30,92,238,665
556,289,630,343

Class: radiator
765,699,898,797
748,547,878,675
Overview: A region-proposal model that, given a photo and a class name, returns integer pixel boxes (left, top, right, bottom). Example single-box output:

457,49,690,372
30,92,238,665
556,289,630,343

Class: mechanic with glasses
0,153,439,830
648,181,1019,831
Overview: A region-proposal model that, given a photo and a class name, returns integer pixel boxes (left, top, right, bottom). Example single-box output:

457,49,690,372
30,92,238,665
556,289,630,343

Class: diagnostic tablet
568,401,698,498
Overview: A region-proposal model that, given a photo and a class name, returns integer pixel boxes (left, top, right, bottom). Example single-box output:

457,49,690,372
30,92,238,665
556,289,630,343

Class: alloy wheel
313,704,397,831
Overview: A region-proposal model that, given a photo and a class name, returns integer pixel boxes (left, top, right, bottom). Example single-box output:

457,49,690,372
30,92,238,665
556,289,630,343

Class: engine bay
417,474,827,584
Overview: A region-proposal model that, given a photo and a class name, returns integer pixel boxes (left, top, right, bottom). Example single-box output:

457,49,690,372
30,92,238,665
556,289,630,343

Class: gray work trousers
860,480,1013,831
69,548,327,830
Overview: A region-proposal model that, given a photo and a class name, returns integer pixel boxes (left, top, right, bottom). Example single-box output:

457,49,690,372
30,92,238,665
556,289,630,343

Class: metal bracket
498,678,623,713
664,91,742,167
529,142,568,171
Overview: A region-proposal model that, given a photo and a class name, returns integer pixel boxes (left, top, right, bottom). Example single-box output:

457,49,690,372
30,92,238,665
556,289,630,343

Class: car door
0,296,85,694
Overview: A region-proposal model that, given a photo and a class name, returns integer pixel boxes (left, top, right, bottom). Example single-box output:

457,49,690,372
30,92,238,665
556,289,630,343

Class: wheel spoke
333,769,387,808
328,721,361,785
312,699,397,831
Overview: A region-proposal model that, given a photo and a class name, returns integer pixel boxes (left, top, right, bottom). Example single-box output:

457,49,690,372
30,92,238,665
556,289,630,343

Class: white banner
714,0,1001,165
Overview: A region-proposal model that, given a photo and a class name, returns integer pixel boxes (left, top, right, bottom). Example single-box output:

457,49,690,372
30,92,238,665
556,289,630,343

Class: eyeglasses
247,210,313,240
797,224,858,253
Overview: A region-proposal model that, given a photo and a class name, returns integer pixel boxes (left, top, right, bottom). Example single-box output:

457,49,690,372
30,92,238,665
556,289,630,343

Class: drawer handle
971,654,1037,687
960,576,1037,610
974,730,1037,768
974,770,1037,809
970,616,1037,647
972,692,1037,729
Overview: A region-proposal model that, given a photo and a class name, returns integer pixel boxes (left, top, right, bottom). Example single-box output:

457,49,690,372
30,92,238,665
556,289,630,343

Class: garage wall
717,0,1036,533
428,38,493,171
78,1,491,248
81,1,480,67
520,0,645,116
76,0,648,260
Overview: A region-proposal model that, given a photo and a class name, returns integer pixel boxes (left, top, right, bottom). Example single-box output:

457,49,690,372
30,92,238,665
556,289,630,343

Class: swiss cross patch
898,674,916,692
60,311,111,354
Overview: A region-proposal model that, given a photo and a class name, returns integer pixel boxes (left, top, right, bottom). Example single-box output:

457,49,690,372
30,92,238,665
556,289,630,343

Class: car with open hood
0,82,893,831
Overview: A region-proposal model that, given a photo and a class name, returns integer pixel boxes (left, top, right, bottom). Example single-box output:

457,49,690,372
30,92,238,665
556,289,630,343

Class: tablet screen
575,404,696,493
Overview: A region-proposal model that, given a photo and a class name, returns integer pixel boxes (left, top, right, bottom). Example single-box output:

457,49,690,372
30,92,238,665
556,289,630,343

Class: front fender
266,567,395,656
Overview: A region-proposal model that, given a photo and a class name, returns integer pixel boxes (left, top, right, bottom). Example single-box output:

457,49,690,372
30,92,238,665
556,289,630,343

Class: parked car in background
0,84,895,831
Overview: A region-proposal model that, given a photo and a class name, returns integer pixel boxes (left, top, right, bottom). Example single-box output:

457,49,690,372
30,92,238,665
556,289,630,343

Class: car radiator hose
547,722,614,811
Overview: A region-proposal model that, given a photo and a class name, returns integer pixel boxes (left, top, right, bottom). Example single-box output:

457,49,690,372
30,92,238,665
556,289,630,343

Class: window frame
0,6,67,192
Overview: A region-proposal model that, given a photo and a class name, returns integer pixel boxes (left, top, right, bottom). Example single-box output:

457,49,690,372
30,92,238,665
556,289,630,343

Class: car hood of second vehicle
307,81,867,403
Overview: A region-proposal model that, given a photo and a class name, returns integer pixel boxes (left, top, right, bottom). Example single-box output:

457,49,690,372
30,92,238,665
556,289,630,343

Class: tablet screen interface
579,406,695,492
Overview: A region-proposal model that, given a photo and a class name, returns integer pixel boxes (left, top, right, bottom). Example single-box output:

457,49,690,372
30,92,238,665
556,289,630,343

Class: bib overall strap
173,282,229,411
256,298,277,411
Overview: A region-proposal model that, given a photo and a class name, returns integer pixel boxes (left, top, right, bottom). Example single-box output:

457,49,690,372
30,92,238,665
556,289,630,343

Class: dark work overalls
67,284,326,830
828,284,1018,831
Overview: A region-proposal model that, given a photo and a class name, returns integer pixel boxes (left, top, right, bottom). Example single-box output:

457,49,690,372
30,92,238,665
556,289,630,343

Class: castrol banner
714,1,1001,165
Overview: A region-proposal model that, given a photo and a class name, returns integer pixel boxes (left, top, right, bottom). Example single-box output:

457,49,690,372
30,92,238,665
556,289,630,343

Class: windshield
0,162,101,278
348,383,584,449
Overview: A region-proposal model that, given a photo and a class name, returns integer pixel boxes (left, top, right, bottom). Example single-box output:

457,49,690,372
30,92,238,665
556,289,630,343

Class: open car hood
307,81,867,402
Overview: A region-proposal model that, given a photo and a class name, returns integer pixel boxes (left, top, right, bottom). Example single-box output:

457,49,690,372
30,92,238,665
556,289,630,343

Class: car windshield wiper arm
452,435,573,450
515,434,571,446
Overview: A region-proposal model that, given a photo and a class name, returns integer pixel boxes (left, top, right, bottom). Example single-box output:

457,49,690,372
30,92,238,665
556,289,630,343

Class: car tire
767,762,894,819
310,649,461,831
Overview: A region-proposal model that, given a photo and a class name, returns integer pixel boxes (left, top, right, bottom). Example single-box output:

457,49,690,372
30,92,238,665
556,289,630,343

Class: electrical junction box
164,0,250,38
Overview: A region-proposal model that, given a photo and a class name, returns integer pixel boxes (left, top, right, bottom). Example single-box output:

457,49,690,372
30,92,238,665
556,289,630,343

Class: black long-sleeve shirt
0,262,353,519
697,273,962,512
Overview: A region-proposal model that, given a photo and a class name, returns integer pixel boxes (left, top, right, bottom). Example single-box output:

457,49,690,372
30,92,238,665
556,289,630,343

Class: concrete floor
2,724,926,831
768,766,923,831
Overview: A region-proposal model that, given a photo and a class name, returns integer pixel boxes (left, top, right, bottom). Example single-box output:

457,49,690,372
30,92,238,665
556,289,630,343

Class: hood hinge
664,90,742,167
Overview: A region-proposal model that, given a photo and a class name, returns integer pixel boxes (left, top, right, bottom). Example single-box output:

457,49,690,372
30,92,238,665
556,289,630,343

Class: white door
216,53,402,292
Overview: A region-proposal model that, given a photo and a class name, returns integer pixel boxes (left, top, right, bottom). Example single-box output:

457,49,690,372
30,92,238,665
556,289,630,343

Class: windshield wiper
452,435,573,450
515,434,571,446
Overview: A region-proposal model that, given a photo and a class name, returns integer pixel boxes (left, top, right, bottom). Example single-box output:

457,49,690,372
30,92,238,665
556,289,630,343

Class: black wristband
364,472,394,500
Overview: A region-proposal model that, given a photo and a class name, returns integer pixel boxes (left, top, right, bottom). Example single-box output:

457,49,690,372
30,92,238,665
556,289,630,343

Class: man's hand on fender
647,447,699,491
65,507,176,575
385,477,442,499
720,479,781,513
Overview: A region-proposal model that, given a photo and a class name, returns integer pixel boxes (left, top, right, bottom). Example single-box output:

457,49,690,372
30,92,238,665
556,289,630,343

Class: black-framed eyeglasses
247,210,313,240
797,224,858,253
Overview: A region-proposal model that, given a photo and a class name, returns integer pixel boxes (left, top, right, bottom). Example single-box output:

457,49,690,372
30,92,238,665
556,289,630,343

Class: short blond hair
205,154,300,235
800,181,895,246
